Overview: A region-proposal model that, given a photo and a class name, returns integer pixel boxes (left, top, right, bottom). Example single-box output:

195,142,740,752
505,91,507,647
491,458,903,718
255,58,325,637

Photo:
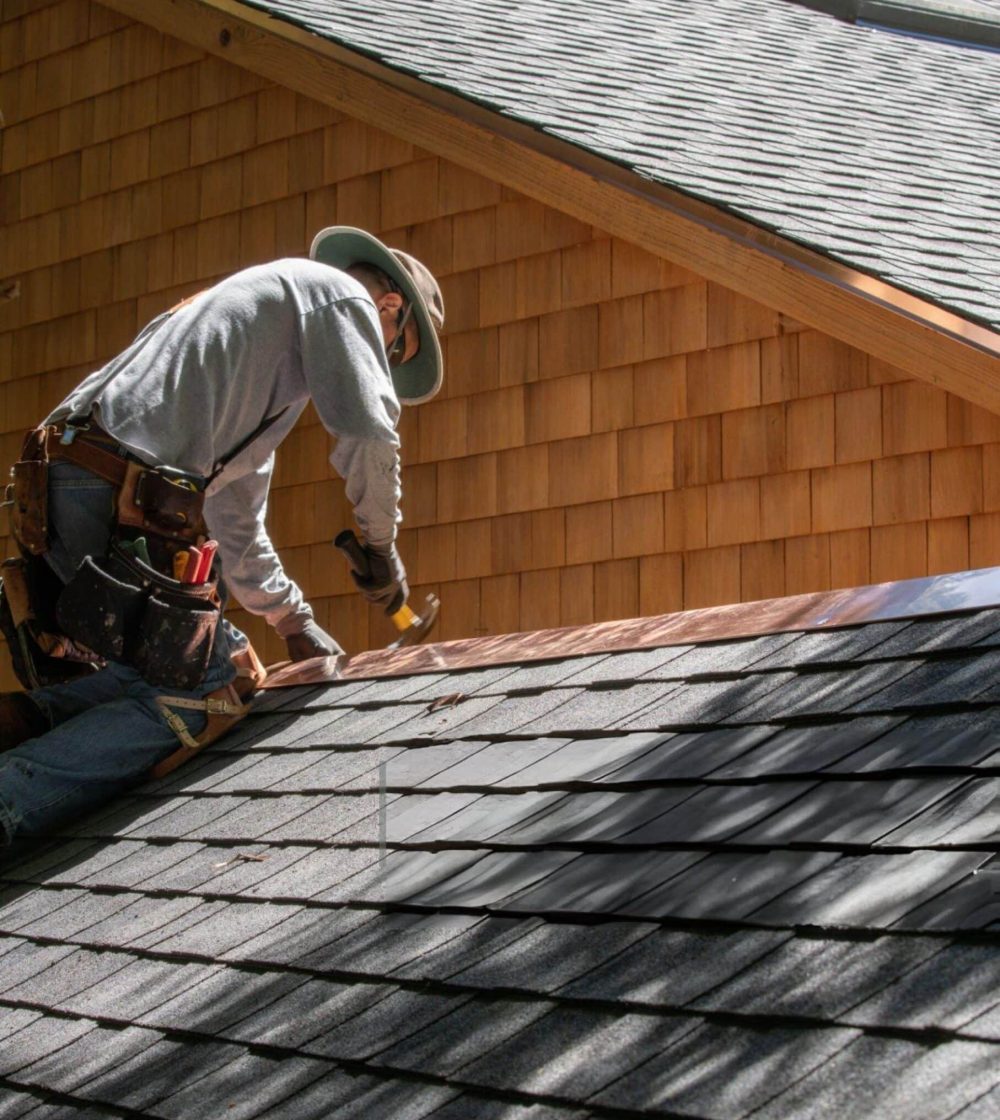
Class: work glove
285,620,344,662
352,540,408,613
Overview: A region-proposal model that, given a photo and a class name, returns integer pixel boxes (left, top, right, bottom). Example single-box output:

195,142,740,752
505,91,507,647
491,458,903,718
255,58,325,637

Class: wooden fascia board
104,0,1000,411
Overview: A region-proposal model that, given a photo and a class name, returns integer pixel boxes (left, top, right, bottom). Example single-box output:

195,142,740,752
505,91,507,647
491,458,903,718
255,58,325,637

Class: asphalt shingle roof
1,603,999,1117
235,0,1000,332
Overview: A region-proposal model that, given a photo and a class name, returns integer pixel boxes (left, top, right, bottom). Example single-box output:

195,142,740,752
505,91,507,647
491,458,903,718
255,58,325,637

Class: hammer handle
334,529,372,579
335,529,407,622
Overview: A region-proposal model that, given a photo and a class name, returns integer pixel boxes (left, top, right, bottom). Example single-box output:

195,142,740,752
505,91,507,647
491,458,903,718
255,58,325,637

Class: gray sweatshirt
47,258,402,637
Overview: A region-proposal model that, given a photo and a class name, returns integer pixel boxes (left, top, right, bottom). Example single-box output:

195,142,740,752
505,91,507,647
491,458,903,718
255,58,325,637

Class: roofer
0,227,444,846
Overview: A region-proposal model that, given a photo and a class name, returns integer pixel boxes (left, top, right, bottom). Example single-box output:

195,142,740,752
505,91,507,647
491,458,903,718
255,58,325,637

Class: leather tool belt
6,422,207,552
2,421,210,690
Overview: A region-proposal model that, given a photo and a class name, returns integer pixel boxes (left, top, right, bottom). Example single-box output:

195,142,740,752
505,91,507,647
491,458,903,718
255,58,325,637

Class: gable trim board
262,564,1000,685
100,0,1000,412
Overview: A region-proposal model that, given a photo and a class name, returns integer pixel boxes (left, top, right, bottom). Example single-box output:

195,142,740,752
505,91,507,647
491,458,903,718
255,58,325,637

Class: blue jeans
0,462,239,844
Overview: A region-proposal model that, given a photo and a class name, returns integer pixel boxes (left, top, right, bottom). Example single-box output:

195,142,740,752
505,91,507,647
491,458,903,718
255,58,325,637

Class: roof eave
103,0,1000,409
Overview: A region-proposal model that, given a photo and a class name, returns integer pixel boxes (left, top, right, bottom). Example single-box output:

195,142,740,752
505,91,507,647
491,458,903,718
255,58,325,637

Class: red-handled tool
193,540,217,583
181,546,202,583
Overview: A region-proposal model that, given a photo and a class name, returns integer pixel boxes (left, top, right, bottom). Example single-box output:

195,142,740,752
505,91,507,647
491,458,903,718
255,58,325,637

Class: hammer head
388,593,440,649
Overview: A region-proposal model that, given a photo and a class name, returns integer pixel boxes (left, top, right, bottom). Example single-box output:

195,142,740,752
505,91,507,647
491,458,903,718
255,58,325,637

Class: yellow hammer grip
390,602,419,633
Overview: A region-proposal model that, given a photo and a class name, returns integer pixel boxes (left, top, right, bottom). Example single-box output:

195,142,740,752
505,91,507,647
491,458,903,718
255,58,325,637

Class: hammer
335,529,440,649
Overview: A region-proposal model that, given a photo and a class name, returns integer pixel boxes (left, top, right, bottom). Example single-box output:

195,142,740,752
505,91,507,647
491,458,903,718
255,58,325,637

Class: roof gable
236,0,1000,335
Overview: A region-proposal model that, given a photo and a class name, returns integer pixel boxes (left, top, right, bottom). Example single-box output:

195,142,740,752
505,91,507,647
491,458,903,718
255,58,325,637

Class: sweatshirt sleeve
203,454,314,637
299,294,403,547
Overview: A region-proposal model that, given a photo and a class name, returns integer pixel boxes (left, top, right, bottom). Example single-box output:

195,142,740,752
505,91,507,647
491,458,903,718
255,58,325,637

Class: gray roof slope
1,607,999,1117
237,0,1000,333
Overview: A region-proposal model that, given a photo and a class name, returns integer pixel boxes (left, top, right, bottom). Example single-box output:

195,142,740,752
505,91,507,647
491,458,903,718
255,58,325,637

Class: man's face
375,291,420,366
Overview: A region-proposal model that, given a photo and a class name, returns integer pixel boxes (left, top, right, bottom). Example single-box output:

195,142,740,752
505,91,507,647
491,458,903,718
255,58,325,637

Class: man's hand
352,541,408,613
285,620,344,662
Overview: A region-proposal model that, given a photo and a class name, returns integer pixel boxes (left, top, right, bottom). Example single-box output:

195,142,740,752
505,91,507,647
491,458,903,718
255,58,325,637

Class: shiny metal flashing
261,565,1000,688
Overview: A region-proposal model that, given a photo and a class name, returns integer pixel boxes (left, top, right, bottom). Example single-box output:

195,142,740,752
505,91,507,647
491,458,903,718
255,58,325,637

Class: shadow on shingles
0,662,996,1116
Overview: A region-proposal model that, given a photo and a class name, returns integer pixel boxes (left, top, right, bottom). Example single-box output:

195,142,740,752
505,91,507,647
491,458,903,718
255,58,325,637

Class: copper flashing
261,565,1000,687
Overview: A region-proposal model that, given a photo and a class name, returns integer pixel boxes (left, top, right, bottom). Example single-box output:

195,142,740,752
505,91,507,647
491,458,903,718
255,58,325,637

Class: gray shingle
259,793,386,843
305,911,482,976
138,964,305,1034
392,915,546,982
751,850,989,929
878,778,1000,846
303,989,470,1060
145,899,302,956
223,979,396,1048
0,887,87,934
601,726,776,780
151,1052,328,1119
382,792,482,841
625,780,815,844
750,622,914,670
855,652,1000,711
13,1025,162,1095
621,674,792,727
635,850,840,922
491,788,695,844
559,927,790,1005
707,717,902,778
735,777,964,846
364,742,495,788
493,732,667,787
643,632,800,678
245,847,382,902
373,995,554,1076
593,1020,860,1116
253,1070,458,1120
455,1006,697,1098
0,1085,46,1120
833,710,1000,771
751,1036,999,1120
439,689,586,737
60,956,212,1020
0,1014,97,1077
406,850,579,908
691,933,943,1020
0,941,78,995
221,903,376,966
732,662,920,721
265,748,402,793
450,920,657,992
4,948,134,1009
338,847,488,905
414,738,568,788
841,943,1000,1032
505,851,707,915
74,1038,244,1110
860,612,1000,659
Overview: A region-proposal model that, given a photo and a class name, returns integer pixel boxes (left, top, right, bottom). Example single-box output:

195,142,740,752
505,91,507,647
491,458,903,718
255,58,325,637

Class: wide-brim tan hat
309,226,445,404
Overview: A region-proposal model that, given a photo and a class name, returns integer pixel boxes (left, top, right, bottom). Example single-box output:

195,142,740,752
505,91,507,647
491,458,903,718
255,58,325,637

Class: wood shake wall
2,0,999,688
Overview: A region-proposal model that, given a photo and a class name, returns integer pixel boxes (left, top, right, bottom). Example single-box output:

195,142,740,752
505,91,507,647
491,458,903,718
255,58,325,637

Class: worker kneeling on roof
0,227,444,846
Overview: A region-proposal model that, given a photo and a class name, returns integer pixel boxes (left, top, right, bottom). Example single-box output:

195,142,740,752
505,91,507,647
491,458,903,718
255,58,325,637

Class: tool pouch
6,428,51,556
117,461,206,542
54,552,147,663
55,543,220,690
134,590,218,691
0,555,100,689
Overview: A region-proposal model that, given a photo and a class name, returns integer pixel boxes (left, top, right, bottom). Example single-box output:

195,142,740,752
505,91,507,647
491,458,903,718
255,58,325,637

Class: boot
0,692,49,752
